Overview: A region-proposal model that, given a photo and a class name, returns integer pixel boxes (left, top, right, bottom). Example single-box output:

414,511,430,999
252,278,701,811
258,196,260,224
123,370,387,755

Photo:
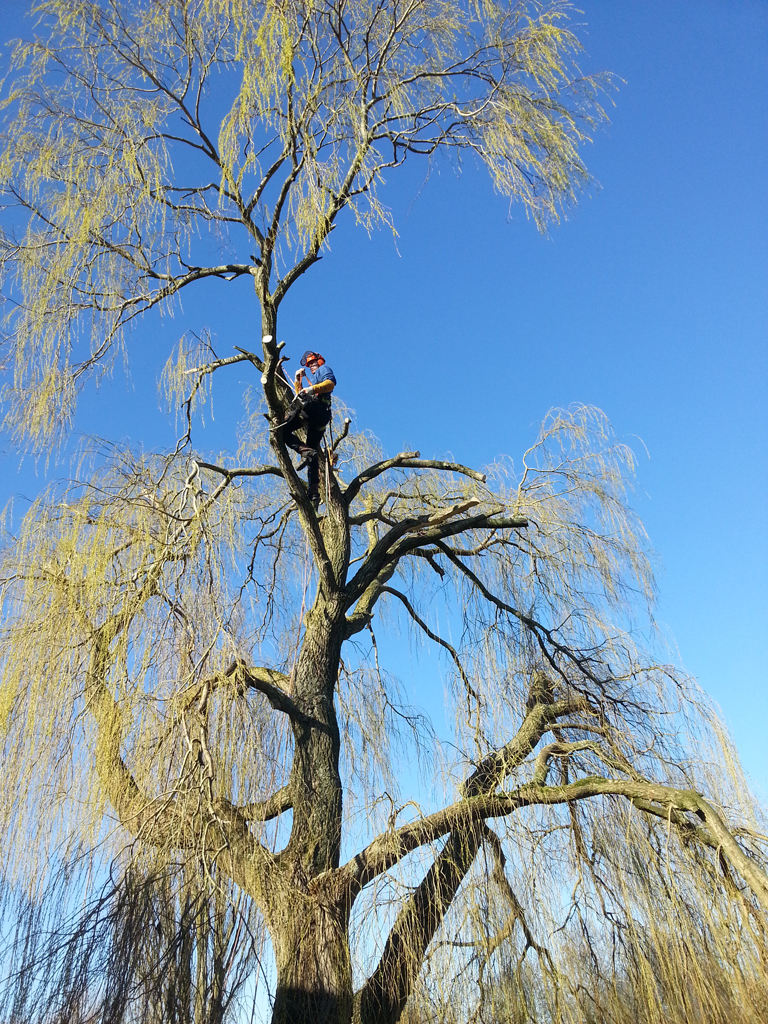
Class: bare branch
239,664,314,725
346,779,768,915
381,586,477,702
346,511,527,606
344,453,486,506
234,786,293,824
195,461,282,481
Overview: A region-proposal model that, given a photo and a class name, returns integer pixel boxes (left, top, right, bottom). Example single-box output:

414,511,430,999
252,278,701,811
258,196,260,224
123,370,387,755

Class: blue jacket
307,365,336,407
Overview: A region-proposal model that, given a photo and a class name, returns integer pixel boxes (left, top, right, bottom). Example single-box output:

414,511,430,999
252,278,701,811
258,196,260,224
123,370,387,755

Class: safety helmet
300,350,323,367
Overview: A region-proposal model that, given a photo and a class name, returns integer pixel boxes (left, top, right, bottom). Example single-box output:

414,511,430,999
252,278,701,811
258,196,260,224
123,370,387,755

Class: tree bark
270,879,353,1024
255,297,355,1022
358,825,483,1024
287,594,346,874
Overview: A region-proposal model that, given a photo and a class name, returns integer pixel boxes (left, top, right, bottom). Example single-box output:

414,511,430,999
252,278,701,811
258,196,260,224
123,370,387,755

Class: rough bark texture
287,596,346,874
252,307,354,1022
81,354,768,1024
358,827,483,1024
269,876,353,1024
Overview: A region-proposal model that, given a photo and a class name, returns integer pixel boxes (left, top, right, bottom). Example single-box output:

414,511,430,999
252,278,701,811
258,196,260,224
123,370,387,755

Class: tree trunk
288,593,346,873
258,297,355,1022
261,593,351,1024
270,885,353,1024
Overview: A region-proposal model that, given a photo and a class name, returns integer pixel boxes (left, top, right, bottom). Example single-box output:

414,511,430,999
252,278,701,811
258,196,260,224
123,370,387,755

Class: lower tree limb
357,824,484,1024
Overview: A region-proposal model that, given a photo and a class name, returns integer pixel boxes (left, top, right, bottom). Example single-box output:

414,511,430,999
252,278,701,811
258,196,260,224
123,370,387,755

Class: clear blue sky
2,2,766,785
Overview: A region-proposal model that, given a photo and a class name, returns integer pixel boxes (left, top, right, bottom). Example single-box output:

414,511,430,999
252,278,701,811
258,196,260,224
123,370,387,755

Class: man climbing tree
274,350,337,508
1,4,767,1024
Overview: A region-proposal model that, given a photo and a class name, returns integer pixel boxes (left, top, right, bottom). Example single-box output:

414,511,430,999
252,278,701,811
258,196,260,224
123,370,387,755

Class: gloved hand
300,386,316,400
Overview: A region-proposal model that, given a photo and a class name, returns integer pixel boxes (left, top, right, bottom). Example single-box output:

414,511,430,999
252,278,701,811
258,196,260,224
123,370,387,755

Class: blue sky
1,1,766,786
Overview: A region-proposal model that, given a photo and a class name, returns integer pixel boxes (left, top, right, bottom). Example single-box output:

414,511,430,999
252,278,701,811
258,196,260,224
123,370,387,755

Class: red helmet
300,350,324,367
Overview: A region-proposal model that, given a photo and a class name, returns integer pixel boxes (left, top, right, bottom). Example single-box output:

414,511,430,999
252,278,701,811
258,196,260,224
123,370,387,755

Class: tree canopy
1,4,767,1024
1,0,603,448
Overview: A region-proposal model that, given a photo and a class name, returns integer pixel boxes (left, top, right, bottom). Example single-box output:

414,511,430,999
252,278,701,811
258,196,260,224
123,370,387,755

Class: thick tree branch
344,452,419,505
354,691,577,1024
344,561,400,639
233,785,293,824
344,778,768,915
195,461,282,480
86,625,276,902
346,512,527,606
239,665,318,726
462,694,591,796
344,453,486,506
357,825,485,1024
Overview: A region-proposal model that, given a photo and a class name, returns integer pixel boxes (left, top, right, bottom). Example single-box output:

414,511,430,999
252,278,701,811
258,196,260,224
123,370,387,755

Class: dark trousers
281,400,331,498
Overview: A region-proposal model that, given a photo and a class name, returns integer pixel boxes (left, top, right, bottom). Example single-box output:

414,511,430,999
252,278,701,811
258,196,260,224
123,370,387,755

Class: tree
0,0,602,447
1,4,767,1024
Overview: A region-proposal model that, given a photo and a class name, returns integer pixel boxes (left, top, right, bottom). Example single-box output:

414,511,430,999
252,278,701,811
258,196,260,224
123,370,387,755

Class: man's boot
295,446,318,471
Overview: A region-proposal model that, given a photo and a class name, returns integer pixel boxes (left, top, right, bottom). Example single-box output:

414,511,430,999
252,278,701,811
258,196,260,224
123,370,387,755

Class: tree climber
273,350,337,507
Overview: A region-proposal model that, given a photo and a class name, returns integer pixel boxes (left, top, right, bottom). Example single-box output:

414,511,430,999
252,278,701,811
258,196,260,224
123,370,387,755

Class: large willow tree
1,4,767,1024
